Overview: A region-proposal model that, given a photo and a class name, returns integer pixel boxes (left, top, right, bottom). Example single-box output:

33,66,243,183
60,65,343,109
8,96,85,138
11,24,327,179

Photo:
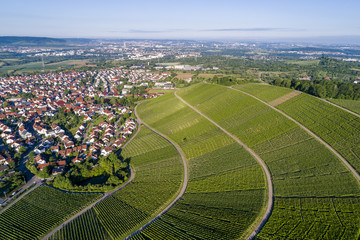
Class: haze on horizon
1,0,360,43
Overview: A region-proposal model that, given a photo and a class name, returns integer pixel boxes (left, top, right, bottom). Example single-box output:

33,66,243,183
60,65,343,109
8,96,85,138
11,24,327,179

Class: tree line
271,78,360,100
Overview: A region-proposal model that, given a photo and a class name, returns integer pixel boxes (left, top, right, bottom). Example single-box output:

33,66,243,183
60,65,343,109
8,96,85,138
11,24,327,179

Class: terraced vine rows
234,83,294,103
277,93,360,175
50,126,184,240
175,83,360,239
131,92,267,239
0,185,102,240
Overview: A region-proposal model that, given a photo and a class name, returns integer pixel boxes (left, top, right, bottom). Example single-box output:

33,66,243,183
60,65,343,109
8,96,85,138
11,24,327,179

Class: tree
106,175,122,186
14,153,21,163
19,146,27,155
101,152,125,175
53,175,73,189
28,151,35,159
313,85,327,98
2,102,9,108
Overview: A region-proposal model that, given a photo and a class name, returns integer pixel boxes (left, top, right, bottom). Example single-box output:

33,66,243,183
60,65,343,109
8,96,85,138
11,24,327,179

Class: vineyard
234,83,294,103
50,125,184,240
0,185,102,240
277,93,360,174
51,209,110,240
132,93,267,239
176,83,360,239
329,98,360,115
10,82,360,240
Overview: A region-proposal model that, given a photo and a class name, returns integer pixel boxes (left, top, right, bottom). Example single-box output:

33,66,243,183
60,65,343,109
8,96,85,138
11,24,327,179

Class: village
0,67,179,196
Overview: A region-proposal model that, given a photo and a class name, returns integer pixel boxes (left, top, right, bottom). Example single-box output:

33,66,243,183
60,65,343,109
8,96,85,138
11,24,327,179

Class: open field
197,73,224,79
285,59,320,65
157,62,180,66
50,125,184,240
0,59,95,74
131,93,267,239
148,89,175,94
328,98,360,115
0,185,102,240
46,59,93,67
277,93,360,175
176,83,360,239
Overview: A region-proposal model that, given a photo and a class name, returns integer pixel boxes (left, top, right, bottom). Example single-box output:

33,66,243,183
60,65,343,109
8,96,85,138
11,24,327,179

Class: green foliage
28,151,35,158
52,153,129,192
271,78,360,100
18,92,36,99
0,172,25,198
45,107,84,136
100,152,126,175
2,101,9,108
209,75,238,86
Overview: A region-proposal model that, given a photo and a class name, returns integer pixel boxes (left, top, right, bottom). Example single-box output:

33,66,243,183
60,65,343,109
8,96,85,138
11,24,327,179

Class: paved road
42,121,142,240
81,122,93,144
124,104,188,239
174,92,273,240
231,87,360,183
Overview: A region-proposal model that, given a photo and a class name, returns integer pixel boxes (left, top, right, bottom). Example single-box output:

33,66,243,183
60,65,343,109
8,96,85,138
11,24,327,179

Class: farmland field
131,93,267,239
148,89,175,94
277,93,360,175
0,185,102,240
176,83,360,239
50,125,184,240
328,98,360,115
0,59,95,74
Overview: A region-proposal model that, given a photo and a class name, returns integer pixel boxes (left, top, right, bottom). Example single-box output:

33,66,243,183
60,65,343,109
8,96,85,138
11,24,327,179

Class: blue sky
1,0,359,40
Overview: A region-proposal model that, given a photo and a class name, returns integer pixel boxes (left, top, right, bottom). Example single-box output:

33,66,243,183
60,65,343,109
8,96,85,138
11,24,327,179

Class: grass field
285,59,320,66
176,83,360,239
0,185,102,240
148,89,175,94
328,98,360,115
197,73,224,79
51,126,184,240
157,62,180,66
131,93,267,239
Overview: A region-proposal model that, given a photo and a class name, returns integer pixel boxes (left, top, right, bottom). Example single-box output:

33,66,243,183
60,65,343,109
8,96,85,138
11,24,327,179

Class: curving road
124,104,188,239
42,121,142,240
231,87,360,183
174,91,273,240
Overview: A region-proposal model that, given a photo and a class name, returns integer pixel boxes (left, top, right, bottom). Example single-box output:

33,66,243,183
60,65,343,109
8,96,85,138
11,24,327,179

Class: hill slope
0,36,69,46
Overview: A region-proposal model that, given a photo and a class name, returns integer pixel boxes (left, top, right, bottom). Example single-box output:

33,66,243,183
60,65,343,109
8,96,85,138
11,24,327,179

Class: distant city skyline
1,0,360,43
